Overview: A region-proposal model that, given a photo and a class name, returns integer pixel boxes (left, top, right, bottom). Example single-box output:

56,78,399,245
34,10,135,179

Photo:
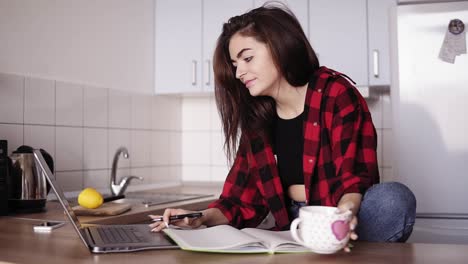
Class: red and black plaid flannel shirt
208,66,380,230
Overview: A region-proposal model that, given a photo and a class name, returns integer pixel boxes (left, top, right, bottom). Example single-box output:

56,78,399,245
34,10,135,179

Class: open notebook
163,225,310,254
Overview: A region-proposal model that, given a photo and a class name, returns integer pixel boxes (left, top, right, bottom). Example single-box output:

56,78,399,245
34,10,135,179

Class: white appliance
391,1,468,244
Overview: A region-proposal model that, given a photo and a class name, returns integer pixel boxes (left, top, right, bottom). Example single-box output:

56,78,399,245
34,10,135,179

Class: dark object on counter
0,140,11,216
103,194,125,203
8,145,54,213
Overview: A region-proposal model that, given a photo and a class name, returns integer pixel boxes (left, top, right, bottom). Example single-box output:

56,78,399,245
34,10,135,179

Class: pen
151,212,203,222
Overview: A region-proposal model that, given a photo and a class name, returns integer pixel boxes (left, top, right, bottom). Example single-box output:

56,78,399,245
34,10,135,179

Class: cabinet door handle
373,50,380,78
205,60,211,86
192,60,197,85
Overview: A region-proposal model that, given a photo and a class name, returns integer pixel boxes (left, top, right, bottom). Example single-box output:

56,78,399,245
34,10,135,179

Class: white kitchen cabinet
203,0,254,92
367,0,396,86
156,0,395,94
254,0,309,37
155,0,253,94
155,0,202,94
309,0,396,88
309,0,368,87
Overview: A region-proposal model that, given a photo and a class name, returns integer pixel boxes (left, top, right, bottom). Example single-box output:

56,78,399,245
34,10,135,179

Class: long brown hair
213,3,320,162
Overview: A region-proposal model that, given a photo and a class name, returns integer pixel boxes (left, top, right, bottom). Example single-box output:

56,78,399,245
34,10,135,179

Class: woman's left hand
337,194,362,253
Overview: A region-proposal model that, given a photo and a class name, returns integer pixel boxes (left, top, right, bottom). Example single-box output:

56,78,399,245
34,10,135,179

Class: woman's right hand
148,208,204,232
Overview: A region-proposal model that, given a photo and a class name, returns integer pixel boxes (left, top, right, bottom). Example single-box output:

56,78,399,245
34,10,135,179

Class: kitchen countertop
15,183,223,225
2,183,468,264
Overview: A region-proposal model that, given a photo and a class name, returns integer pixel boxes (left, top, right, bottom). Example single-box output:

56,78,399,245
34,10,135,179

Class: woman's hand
337,193,362,253
148,208,204,232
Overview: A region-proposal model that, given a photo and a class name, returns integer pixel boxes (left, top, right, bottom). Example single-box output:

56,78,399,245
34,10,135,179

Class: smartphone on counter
33,221,66,232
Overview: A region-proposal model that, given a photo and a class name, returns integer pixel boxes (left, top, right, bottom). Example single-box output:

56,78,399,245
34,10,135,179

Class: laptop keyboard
97,226,147,244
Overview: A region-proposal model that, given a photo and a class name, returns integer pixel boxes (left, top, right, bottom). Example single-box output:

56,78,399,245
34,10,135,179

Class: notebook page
164,225,266,251
241,228,306,252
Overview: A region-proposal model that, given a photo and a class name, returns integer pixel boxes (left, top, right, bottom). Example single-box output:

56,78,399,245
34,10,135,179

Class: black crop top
274,112,304,189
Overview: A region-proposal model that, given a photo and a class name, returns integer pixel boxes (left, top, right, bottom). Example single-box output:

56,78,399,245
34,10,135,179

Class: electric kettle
8,145,53,213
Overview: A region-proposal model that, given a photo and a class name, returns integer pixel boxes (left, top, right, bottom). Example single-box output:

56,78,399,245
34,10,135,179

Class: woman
150,4,416,251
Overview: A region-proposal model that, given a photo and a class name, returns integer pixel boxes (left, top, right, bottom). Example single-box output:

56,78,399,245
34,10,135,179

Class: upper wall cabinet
254,0,309,37
368,0,396,86
155,0,253,94
155,0,202,94
309,0,396,88
155,0,396,94
309,0,368,87
203,0,254,92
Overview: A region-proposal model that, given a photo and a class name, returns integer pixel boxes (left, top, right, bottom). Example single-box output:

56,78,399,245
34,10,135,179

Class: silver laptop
33,149,179,253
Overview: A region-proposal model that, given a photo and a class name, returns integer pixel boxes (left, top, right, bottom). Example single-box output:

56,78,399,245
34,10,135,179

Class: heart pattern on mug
331,220,349,241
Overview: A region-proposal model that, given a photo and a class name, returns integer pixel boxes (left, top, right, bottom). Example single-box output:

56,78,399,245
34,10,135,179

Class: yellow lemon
78,188,103,209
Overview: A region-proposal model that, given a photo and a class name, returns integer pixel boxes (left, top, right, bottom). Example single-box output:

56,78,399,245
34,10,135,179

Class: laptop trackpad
88,224,177,248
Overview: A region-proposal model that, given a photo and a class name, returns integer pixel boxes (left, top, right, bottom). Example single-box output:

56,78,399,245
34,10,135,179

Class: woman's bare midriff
288,184,306,202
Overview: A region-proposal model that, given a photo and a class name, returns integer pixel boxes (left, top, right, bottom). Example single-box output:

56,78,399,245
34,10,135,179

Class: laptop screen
33,149,89,247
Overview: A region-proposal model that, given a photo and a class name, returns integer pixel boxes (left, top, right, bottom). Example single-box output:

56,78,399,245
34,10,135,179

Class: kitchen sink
124,192,214,207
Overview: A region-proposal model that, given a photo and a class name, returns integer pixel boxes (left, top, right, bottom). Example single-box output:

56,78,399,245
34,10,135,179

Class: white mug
290,206,352,254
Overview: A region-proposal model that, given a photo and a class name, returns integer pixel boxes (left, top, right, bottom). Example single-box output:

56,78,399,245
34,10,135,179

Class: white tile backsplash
83,128,108,170
0,124,23,154
382,129,393,167
170,166,182,181
0,73,24,124
1,72,182,191
55,126,83,171
131,130,152,167
56,81,83,126
56,171,83,192
152,131,170,166
24,77,55,125
169,131,181,165
211,166,229,182
382,167,394,182
182,165,211,182
152,166,172,184
109,89,131,129
84,169,109,190
382,93,392,129
210,96,222,131
211,131,228,166
24,125,55,160
84,86,108,128
131,94,152,129
182,131,211,165
367,95,383,129
153,95,182,131
182,96,211,130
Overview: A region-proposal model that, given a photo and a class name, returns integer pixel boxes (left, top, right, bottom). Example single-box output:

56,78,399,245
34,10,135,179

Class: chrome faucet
110,147,143,196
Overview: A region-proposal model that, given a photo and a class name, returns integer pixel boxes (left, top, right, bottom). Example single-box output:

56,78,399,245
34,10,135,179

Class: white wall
0,0,154,94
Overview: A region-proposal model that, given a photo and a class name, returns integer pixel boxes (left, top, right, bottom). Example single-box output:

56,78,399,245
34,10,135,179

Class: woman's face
228,33,281,97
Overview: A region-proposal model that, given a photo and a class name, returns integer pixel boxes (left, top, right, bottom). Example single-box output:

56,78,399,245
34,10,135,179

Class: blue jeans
289,182,416,242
